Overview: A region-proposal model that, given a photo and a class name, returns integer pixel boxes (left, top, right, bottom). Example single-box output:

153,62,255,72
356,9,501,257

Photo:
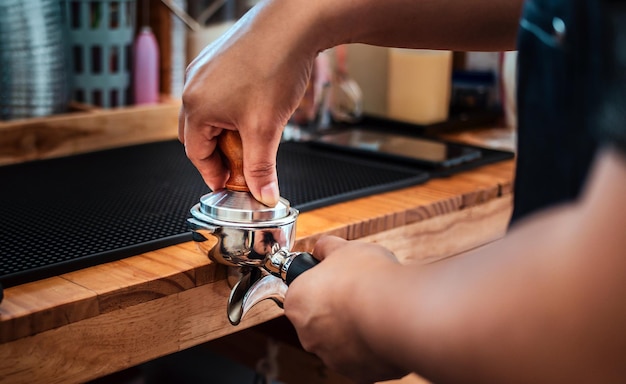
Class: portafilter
188,130,319,325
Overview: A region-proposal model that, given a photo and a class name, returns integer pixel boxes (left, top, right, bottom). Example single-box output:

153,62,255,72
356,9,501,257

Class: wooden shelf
0,97,181,167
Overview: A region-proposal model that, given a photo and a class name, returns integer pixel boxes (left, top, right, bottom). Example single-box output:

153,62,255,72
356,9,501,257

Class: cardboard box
346,45,453,125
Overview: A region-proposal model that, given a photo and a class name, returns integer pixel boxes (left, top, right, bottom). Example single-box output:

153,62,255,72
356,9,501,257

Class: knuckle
181,83,204,108
181,89,196,107
247,162,275,178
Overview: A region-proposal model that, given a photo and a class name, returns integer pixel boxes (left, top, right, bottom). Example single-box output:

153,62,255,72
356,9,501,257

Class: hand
178,1,318,206
284,236,409,383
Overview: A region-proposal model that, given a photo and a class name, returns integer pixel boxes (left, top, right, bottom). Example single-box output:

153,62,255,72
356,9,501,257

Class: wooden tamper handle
218,130,250,192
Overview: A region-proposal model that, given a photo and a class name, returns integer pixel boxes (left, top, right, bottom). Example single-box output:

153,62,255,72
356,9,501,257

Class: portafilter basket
188,130,318,325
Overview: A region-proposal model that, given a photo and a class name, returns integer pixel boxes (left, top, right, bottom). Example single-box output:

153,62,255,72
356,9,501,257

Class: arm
285,147,626,383
180,0,523,205
322,0,522,51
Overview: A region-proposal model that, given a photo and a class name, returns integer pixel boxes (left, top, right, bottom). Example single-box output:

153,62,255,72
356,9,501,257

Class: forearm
351,149,626,383
289,0,524,52
381,208,583,383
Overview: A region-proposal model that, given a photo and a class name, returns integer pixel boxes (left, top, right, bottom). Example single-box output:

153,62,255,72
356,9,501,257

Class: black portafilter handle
285,252,320,285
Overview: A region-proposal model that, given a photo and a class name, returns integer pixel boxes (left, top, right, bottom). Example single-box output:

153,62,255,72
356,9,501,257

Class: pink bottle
133,26,160,105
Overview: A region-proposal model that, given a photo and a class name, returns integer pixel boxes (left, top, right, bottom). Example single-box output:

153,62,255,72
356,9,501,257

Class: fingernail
260,181,279,207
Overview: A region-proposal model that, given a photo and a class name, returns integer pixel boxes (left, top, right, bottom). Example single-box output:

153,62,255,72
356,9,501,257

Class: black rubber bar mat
0,140,430,288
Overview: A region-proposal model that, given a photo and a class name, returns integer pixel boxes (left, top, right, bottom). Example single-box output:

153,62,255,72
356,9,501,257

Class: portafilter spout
187,130,319,325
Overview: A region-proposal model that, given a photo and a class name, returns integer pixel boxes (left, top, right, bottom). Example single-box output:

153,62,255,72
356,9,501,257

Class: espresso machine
187,130,318,325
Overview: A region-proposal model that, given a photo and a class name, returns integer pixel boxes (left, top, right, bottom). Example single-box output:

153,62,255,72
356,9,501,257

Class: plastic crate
61,0,136,108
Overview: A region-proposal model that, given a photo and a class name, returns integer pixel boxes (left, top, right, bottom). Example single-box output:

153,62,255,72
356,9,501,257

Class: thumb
240,128,282,207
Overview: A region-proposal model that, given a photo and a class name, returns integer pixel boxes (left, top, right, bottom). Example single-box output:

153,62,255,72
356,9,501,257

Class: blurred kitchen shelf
0,96,180,167
0,0,188,168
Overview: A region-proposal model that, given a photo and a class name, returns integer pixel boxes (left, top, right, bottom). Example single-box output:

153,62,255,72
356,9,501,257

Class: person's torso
512,0,607,222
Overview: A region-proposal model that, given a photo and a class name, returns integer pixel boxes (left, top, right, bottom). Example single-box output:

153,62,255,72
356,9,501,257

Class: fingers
239,127,283,207
313,235,349,261
313,235,399,263
180,102,284,201
183,120,229,192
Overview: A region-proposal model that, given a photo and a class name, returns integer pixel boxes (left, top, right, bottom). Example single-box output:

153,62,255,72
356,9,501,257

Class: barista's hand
179,1,319,206
284,236,409,383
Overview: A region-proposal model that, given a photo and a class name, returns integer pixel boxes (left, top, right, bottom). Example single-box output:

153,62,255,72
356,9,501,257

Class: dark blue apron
511,0,614,222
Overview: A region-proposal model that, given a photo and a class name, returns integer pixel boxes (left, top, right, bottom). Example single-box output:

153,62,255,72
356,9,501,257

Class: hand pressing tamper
188,130,319,325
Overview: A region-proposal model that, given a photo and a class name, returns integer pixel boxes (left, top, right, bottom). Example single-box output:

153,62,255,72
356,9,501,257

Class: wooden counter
0,118,516,383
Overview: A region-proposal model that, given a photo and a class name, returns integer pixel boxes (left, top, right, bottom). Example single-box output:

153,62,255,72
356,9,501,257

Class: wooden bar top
0,119,516,384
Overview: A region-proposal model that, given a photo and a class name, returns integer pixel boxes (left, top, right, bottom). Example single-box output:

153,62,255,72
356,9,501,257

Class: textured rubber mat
0,140,429,287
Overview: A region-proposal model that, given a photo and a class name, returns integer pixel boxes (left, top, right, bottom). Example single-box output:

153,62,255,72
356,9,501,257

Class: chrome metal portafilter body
188,189,318,326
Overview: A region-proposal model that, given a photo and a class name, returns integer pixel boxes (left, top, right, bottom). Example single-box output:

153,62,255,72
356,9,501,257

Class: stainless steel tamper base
200,190,292,223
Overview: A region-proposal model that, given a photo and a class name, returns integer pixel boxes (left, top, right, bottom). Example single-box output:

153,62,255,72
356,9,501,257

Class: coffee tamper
188,130,319,325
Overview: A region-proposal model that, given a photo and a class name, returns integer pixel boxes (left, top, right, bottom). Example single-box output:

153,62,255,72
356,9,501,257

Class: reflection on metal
189,189,315,325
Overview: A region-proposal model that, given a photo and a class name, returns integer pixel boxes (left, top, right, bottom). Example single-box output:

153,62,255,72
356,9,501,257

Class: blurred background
0,0,260,119
0,0,514,132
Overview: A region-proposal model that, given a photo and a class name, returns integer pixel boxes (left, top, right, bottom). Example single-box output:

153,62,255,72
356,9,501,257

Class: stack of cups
0,0,70,120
